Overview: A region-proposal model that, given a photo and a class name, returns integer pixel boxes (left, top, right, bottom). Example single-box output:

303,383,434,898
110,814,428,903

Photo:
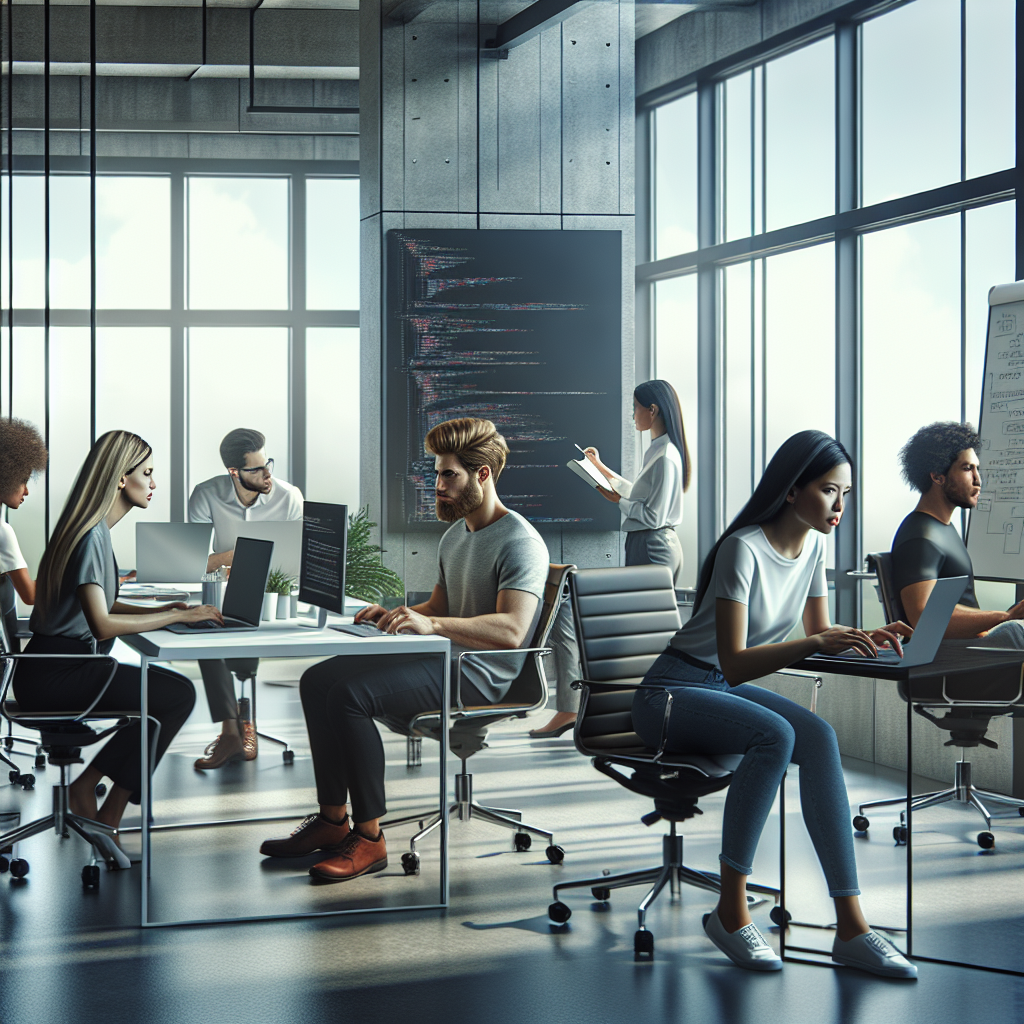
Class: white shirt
609,434,684,532
670,525,828,669
0,521,27,575
188,474,304,553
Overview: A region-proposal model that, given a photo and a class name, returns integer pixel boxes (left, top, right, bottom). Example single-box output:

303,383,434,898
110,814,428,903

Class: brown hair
219,428,266,471
0,418,48,498
424,418,509,481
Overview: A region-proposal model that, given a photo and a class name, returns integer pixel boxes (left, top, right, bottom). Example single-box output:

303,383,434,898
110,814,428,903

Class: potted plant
346,507,404,605
265,567,297,620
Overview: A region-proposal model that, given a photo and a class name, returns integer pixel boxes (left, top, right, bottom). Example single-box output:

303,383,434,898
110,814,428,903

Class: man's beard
942,479,976,509
237,473,270,495
435,477,483,522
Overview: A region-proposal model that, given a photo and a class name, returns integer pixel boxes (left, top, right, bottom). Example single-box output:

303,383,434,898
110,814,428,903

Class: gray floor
1,663,1022,1024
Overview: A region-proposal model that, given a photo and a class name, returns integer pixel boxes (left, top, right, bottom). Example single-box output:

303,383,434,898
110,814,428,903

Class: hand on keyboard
186,620,221,630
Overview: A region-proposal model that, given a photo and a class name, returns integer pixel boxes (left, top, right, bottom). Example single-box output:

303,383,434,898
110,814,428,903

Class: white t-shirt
188,474,304,553
670,524,828,669
610,434,684,533
0,521,27,575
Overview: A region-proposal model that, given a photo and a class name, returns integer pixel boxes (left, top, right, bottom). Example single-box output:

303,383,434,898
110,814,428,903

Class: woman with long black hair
632,430,916,978
584,379,691,586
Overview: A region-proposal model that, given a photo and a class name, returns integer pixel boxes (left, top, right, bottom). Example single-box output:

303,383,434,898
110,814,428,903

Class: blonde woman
14,431,220,867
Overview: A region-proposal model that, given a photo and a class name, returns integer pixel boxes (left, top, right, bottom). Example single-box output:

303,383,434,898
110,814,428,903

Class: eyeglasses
238,458,274,476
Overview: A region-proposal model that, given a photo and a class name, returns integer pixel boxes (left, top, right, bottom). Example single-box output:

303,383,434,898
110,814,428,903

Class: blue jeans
631,652,860,897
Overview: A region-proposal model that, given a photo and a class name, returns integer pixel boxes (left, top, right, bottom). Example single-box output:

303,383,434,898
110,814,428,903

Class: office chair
855,552,1024,848
0,649,146,889
0,576,44,786
383,564,574,875
546,564,779,962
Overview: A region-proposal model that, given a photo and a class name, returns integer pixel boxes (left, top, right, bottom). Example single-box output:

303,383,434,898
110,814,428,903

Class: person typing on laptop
892,422,1024,648
260,418,549,883
187,428,303,770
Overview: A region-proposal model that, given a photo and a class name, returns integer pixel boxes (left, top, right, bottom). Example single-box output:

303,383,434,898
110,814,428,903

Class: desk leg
441,648,449,909
906,696,913,957
140,653,151,928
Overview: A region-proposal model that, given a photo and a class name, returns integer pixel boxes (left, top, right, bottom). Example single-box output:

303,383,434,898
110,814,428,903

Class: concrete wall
360,0,636,592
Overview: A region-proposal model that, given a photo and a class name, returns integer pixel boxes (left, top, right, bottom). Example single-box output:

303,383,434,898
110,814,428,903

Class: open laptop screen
222,537,275,625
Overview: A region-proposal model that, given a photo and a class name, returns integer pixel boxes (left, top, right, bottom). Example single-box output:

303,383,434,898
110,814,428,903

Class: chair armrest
776,667,823,715
455,646,552,710
0,653,120,722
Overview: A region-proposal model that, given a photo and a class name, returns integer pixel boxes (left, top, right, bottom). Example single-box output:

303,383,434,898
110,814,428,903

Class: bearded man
891,421,1024,641
260,418,549,882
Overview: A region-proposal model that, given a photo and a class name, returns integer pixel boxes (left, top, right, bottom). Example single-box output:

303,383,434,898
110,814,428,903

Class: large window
641,0,1017,624
0,169,360,572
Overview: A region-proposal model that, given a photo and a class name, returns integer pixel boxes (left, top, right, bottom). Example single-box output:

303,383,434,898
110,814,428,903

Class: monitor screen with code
299,501,348,614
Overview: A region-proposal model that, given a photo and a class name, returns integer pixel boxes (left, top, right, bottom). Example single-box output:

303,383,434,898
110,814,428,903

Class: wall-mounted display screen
385,229,622,532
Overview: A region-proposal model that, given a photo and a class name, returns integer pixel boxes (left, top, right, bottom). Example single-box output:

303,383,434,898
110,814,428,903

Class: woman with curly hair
0,417,48,610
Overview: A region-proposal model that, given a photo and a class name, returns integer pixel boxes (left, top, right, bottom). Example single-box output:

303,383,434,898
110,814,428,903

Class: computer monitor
232,521,302,578
136,523,214,584
298,502,347,628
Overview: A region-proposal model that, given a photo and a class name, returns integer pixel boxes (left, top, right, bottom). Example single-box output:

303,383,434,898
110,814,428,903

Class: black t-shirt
891,510,979,608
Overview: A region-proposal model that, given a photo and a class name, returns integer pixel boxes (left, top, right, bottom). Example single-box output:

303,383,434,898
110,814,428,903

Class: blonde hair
37,430,151,608
424,418,509,480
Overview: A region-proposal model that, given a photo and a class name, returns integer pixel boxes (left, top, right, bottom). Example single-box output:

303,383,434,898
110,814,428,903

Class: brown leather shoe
193,732,245,770
241,720,258,761
260,813,351,858
309,829,387,883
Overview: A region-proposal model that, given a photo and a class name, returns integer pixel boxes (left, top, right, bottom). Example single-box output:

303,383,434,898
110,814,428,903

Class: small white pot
276,593,291,620
262,593,276,621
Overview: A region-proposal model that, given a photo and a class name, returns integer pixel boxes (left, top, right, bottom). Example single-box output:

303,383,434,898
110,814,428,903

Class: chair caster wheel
1019,807,1024,817
893,825,908,845
852,815,870,833
9,858,29,879
2,738,11,752
634,929,655,961
513,832,532,852
8,770,19,785
282,750,294,764
34,755,45,769
591,887,611,902
769,905,792,928
0,855,8,873
20,774,34,790
548,901,571,924
82,864,100,890
401,852,420,876
95,783,106,798
545,844,564,864
978,831,995,849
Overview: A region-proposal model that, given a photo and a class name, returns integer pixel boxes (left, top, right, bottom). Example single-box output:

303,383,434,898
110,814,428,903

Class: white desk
119,623,451,928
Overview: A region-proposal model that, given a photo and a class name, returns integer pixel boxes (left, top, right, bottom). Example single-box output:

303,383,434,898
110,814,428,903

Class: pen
574,443,587,456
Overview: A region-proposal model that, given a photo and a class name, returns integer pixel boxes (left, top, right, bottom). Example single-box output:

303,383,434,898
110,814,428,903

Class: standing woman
631,430,916,978
0,418,49,645
584,379,690,586
13,431,220,867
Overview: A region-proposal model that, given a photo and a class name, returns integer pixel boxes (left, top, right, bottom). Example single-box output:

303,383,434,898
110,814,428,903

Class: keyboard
330,622,389,638
186,620,222,630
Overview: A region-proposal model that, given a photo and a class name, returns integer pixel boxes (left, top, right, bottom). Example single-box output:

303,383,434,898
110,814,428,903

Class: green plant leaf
346,505,404,603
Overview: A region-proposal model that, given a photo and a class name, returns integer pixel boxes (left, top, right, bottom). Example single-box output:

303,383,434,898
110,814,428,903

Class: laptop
811,575,967,669
164,536,275,634
230,520,302,579
135,523,213,584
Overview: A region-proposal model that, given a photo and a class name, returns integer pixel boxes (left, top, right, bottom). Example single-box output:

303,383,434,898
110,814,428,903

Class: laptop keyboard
330,622,388,637
185,620,223,630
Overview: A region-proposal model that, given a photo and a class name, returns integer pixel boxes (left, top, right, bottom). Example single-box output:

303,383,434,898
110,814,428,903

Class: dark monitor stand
297,501,347,629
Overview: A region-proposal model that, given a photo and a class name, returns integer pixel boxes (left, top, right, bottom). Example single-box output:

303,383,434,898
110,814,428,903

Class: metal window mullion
635,108,653,384
4,0,11,421
835,18,860,627
170,170,186,523
697,79,720,558
290,174,306,495
90,0,97,444
44,0,51,540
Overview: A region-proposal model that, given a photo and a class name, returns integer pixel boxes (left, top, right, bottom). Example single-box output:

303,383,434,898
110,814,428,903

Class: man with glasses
188,428,303,768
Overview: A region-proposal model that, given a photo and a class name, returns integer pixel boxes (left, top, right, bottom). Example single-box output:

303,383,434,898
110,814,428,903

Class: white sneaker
702,909,783,972
831,931,917,979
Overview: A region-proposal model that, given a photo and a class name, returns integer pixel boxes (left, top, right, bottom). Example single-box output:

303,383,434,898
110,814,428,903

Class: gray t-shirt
437,509,549,702
30,522,117,644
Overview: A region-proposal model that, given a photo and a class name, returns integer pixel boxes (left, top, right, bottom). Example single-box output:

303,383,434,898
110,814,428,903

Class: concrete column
360,0,635,591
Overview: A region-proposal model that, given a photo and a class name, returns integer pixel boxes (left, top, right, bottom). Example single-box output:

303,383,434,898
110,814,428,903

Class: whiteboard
966,280,1024,582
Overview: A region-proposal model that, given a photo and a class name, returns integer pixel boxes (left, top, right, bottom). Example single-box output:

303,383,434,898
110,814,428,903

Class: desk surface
119,622,450,661
796,645,1024,683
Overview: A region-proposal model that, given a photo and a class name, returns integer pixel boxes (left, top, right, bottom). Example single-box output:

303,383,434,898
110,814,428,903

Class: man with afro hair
892,421,1024,642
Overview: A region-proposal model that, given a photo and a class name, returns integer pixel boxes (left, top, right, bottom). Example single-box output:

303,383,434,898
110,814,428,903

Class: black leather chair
382,563,574,874
856,552,1024,848
0,648,145,887
546,564,778,962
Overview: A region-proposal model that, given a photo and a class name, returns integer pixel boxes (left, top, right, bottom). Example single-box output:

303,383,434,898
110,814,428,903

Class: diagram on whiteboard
967,291,1024,580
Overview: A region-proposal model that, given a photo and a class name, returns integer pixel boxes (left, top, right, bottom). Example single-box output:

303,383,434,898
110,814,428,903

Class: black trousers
198,658,260,722
15,636,196,802
300,653,484,822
